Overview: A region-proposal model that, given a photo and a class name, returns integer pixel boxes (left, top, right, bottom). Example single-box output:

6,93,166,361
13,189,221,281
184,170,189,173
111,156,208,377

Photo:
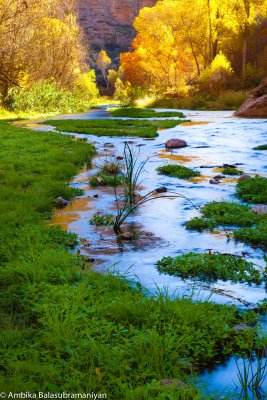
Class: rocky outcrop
234,78,267,117
76,0,156,50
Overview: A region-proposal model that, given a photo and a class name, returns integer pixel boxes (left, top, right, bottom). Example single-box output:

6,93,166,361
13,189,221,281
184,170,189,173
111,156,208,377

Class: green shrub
236,176,267,204
6,80,98,114
157,164,200,179
157,253,262,284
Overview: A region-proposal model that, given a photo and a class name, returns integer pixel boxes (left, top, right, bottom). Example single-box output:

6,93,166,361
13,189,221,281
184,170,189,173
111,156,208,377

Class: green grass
253,144,267,150
110,107,185,118
157,253,262,284
44,119,185,138
186,201,267,248
90,172,123,187
89,213,114,226
234,223,267,248
0,120,265,396
221,167,244,176
157,164,200,180
236,176,267,204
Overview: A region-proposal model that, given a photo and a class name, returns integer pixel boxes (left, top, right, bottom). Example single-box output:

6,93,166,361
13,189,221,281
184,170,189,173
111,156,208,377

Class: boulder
238,174,252,181
234,78,267,117
165,139,187,149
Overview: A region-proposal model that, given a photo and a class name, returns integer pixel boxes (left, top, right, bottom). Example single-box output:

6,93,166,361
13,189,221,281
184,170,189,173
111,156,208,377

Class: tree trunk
242,35,248,82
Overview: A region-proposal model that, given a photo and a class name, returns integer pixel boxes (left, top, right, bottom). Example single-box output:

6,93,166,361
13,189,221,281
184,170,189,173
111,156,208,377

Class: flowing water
16,107,267,397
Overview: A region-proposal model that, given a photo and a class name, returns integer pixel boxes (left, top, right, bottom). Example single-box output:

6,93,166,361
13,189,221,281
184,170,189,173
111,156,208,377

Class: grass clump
89,213,114,227
234,223,267,248
157,164,200,180
185,217,217,231
157,253,262,284
44,119,185,139
110,107,185,118
254,144,267,150
236,176,267,204
90,172,123,187
222,167,244,176
201,202,257,227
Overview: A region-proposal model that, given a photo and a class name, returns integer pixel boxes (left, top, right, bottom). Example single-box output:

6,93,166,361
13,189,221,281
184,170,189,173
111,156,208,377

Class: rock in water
165,139,188,149
234,78,267,117
55,196,69,208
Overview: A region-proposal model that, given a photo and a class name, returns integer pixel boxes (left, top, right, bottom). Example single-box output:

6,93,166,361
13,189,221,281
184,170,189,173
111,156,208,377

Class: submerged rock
165,138,187,149
251,204,267,215
120,232,134,240
214,175,225,180
238,174,252,181
155,186,168,193
234,78,267,117
209,179,220,184
55,196,69,208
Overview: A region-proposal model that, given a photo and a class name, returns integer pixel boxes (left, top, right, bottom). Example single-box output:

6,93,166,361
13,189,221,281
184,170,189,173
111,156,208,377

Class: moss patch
222,167,244,176
254,144,267,150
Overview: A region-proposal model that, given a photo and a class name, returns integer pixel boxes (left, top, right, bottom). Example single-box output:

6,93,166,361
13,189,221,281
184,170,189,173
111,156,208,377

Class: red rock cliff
76,0,155,49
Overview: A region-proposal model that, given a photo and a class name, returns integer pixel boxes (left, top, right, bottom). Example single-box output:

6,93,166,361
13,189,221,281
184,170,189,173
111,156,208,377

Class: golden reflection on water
180,121,210,127
50,197,92,230
158,150,199,163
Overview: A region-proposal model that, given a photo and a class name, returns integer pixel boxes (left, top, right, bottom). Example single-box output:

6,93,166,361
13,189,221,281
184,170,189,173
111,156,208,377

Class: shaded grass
236,176,267,204
147,90,249,111
0,121,264,396
157,164,201,180
222,167,244,176
253,144,267,150
157,253,262,284
44,119,185,138
110,107,185,118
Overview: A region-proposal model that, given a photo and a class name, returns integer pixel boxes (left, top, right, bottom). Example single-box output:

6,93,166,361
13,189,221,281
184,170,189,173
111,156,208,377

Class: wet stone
214,175,225,180
120,232,134,240
252,204,267,215
209,179,220,184
55,196,69,208
155,186,168,193
234,323,254,332
165,138,188,149
160,379,188,389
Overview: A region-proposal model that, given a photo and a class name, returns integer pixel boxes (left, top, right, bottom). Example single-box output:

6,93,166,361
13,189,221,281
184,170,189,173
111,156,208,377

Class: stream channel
17,107,267,397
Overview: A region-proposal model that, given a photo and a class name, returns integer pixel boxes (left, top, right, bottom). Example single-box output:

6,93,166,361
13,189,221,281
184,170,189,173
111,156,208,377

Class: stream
16,107,267,397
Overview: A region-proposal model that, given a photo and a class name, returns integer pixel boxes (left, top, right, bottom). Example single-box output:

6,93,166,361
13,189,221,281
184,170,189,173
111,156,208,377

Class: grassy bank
0,121,265,398
110,107,185,118
44,119,185,138
147,90,249,111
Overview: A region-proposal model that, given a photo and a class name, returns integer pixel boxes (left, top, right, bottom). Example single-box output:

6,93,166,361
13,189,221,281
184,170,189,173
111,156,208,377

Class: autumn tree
96,50,112,87
0,0,90,100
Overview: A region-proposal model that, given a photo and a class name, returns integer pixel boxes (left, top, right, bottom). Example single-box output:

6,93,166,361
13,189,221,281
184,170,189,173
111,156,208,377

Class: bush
6,79,98,114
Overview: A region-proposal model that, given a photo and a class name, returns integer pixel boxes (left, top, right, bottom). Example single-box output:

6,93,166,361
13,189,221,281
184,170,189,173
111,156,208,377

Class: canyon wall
77,0,156,51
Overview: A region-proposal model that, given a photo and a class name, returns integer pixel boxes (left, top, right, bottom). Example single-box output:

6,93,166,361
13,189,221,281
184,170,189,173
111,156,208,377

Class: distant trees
118,0,267,96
